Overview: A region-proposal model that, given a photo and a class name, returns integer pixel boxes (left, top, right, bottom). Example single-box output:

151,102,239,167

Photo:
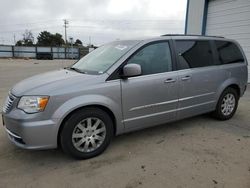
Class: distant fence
0,45,80,59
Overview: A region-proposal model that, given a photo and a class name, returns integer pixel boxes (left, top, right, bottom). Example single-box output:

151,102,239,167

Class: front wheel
213,88,239,120
60,107,114,159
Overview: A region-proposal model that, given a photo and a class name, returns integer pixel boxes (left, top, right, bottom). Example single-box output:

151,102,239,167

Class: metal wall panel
185,0,206,34
0,45,80,59
206,0,250,82
37,47,51,52
0,46,12,57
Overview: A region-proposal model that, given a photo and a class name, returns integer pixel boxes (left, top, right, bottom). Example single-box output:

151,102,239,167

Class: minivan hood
11,69,102,96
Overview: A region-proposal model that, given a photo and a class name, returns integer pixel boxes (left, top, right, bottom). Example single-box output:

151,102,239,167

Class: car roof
134,34,235,43
161,34,224,39
115,34,235,45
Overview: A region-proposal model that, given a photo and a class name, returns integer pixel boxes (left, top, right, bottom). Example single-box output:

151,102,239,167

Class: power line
0,19,184,45
0,19,61,27
69,18,185,22
0,19,184,33
0,24,183,35
70,25,183,29
0,19,184,28
0,25,62,34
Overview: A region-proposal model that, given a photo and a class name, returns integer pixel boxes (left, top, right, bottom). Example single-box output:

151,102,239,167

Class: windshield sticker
115,45,127,50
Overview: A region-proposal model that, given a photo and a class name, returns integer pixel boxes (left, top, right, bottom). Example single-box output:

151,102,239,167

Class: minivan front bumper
2,110,58,150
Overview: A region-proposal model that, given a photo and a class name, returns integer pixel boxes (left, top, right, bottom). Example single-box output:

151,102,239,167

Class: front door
121,41,179,131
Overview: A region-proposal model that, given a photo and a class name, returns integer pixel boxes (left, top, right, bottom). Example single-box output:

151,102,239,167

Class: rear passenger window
175,40,214,69
215,41,244,64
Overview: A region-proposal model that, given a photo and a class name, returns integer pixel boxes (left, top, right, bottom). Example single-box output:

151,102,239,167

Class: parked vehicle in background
36,52,53,60
2,35,248,159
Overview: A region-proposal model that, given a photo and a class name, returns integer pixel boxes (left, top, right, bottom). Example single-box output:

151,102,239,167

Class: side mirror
122,64,142,78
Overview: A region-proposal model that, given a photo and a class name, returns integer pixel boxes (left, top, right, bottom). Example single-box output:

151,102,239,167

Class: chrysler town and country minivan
2,35,248,159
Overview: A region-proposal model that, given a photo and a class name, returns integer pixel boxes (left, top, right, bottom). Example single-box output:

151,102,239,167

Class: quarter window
126,42,172,75
215,41,244,64
175,40,214,69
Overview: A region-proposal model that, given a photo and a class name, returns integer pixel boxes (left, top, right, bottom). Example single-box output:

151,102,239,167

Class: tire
60,107,114,159
213,87,239,120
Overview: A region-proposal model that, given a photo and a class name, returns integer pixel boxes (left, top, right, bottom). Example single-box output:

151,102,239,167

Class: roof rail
161,34,224,38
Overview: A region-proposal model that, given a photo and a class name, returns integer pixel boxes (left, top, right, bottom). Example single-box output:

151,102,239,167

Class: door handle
181,75,191,81
164,78,176,83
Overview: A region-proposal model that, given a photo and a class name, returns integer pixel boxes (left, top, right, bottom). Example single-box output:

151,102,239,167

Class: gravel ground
0,59,250,188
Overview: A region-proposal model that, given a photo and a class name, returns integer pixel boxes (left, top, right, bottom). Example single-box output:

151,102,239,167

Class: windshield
72,40,140,74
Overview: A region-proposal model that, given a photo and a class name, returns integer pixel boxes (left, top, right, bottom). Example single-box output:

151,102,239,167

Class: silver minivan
2,35,248,159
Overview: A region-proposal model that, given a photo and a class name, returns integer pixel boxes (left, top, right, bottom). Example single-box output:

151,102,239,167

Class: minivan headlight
17,96,49,113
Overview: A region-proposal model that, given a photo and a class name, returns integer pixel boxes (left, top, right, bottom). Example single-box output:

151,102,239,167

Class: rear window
175,40,214,70
215,41,244,64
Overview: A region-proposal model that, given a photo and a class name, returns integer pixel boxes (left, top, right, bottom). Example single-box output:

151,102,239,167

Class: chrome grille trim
5,128,22,139
2,93,16,113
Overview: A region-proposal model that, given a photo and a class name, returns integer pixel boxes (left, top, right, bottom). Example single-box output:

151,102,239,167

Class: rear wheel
213,88,239,120
60,107,114,159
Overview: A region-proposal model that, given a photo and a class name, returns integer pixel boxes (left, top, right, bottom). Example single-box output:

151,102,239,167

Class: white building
185,0,250,82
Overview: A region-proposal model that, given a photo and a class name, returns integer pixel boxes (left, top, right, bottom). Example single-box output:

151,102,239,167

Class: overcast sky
0,0,187,46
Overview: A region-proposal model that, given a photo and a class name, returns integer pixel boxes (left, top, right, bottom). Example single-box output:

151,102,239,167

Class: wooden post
51,46,53,59
12,46,14,58
65,47,67,59
35,46,37,59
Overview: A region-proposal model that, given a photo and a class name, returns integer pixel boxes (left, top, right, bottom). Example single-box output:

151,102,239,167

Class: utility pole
69,37,73,59
13,34,16,45
63,19,69,45
88,36,91,46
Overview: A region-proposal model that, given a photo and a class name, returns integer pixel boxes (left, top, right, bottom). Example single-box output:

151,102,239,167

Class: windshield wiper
65,67,87,74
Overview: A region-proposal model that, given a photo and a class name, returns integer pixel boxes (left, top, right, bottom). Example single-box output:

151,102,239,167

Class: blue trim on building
184,0,190,34
201,0,209,35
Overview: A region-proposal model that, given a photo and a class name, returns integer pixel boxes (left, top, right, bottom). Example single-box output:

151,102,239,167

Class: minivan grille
2,94,16,113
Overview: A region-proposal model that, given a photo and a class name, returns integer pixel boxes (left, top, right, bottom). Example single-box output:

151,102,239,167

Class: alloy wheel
221,93,236,116
72,117,106,152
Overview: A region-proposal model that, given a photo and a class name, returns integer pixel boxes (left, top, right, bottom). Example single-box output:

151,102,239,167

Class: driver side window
127,42,172,75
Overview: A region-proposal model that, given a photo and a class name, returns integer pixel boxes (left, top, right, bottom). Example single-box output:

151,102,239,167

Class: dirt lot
0,59,250,188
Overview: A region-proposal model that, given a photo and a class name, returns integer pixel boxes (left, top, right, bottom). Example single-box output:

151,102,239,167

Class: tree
37,31,65,46
15,40,23,46
52,33,65,46
36,31,51,46
22,30,34,46
15,30,34,46
74,39,83,46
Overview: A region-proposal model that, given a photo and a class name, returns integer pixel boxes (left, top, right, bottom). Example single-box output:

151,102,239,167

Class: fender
52,94,124,136
215,78,240,103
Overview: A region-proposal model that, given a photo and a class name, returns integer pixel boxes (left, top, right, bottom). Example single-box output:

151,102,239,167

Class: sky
0,0,187,46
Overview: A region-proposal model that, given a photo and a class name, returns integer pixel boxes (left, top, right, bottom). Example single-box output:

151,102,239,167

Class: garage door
206,0,250,82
